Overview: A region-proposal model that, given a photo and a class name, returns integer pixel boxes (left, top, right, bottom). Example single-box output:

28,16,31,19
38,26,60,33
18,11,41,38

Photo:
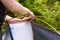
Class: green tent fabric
2,22,60,40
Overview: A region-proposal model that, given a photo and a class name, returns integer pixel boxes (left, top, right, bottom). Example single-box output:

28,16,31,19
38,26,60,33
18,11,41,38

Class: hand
26,12,35,21
22,7,35,21
23,16,31,21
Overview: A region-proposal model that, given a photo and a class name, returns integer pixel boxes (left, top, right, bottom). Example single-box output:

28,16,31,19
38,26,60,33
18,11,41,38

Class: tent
2,22,60,40
31,22,60,40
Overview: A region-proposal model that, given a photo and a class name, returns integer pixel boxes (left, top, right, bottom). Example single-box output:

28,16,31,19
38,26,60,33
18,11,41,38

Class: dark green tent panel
31,22,60,40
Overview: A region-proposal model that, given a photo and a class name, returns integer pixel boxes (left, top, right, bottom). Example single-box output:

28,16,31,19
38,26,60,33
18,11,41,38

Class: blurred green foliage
19,0,60,35
2,0,60,35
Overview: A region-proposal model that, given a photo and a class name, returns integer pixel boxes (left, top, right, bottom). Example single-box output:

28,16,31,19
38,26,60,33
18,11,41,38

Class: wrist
5,15,13,21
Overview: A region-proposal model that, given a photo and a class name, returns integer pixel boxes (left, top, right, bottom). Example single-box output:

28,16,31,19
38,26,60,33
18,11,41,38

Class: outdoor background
2,0,60,35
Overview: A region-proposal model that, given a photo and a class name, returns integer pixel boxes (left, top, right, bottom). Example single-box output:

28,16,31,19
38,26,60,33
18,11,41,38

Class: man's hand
23,7,35,21
26,12,35,21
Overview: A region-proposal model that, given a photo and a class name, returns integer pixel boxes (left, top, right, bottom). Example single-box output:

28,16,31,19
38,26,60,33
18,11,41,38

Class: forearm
5,15,21,23
5,15,31,23
1,0,31,14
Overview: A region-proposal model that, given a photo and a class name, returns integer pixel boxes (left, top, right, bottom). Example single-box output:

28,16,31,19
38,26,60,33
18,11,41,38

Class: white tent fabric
2,22,33,40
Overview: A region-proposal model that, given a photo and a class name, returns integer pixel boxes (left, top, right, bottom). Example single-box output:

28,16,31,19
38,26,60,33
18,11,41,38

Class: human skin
5,15,32,23
1,0,34,21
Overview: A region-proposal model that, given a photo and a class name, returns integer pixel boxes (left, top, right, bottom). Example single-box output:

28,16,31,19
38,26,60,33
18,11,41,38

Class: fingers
30,12,35,21
26,12,35,21
23,16,31,21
